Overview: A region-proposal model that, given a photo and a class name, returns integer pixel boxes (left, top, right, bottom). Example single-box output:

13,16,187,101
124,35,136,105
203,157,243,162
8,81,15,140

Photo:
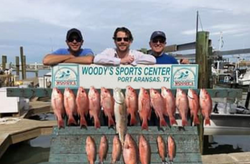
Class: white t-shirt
93,48,156,66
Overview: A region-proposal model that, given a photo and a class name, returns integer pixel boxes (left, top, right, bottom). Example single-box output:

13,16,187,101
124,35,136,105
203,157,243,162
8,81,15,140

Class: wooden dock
0,118,56,158
0,101,56,159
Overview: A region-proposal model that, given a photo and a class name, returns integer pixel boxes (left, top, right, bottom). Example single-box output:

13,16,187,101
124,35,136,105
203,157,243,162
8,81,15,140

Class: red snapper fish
123,134,138,164
199,89,212,125
139,135,151,164
125,85,138,125
150,88,167,127
88,86,101,128
138,88,152,130
85,136,96,164
64,87,77,125
111,135,122,164
176,88,189,126
161,87,178,126
51,88,65,128
98,135,108,164
100,87,115,127
156,135,166,163
167,135,176,163
76,87,89,127
187,89,200,125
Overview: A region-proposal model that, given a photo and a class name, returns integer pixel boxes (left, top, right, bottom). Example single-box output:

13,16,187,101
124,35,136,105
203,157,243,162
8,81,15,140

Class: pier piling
2,55,7,71
196,31,210,154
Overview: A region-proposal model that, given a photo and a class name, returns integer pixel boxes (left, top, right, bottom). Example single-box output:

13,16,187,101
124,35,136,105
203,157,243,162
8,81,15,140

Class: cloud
0,0,250,63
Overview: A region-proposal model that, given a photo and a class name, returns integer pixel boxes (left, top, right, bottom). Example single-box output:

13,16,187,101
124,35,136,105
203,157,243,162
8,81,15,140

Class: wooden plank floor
0,118,56,158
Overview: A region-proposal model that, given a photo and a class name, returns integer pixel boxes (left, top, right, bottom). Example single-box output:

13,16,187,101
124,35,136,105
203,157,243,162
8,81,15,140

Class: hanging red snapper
176,88,189,126
51,88,65,128
125,85,138,125
64,87,77,125
161,87,177,126
188,89,200,125
150,88,167,127
138,88,152,130
76,87,89,127
101,87,115,127
199,89,212,125
88,86,101,128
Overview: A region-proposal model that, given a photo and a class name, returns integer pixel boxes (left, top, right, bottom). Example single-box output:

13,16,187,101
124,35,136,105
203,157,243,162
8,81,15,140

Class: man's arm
132,50,156,65
93,48,121,65
43,54,74,66
63,55,94,64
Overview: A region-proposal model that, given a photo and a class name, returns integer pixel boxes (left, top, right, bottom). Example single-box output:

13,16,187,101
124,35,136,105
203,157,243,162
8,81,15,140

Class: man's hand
180,58,190,64
120,55,134,64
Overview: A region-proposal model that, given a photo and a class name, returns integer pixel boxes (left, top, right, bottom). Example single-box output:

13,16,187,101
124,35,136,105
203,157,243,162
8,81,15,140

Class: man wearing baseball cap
43,28,94,65
149,31,189,64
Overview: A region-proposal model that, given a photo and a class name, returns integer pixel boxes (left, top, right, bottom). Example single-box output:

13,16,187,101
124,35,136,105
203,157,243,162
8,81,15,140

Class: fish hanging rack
7,88,242,99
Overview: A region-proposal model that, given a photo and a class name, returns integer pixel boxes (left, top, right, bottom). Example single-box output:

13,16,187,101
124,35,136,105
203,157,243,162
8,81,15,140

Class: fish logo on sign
172,66,197,89
53,66,79,88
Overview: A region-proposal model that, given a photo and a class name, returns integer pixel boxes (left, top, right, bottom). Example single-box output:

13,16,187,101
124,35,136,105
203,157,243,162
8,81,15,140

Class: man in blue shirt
43,28,94,66
149,31,189,64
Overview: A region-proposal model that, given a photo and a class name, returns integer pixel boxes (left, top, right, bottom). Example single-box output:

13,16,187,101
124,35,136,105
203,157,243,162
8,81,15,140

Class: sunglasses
67,37,82,42
115,37,130,42
152,38,165,44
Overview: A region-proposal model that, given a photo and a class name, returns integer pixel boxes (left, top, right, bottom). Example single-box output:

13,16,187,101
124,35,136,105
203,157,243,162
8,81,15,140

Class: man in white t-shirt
94,27,156,66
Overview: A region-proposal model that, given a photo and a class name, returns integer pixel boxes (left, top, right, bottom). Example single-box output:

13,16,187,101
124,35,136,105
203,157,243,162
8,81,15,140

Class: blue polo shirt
154,53,178,64
52,48,94,56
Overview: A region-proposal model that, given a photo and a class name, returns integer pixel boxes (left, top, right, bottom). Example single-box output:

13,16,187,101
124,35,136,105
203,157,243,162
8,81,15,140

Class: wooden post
23,55,27,80
196,31,210,154
2,55,7,71
15,56,20,80
20,47,24,80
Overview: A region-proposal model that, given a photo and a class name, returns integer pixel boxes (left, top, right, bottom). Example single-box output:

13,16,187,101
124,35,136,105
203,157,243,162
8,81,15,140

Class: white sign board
52,64,198,89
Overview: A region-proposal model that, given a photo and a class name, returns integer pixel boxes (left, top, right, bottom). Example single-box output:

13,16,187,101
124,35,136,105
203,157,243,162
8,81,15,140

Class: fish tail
205,117,211,125
108,116,115,127
80,116,88,127
170,116,178,126
58,119,64,129
160,116,168,127
130,114,137,125
67,116,77,125
94,116,101,128
141,118,148,130
193,115,200,125
182,119,188,126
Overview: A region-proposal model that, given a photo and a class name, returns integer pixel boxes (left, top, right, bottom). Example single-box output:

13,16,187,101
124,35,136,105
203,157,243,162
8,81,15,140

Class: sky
0,0,250,64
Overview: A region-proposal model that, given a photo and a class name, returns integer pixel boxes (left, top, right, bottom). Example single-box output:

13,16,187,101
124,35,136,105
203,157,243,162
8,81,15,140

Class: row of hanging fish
85,134,176,164
51,85,212,129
